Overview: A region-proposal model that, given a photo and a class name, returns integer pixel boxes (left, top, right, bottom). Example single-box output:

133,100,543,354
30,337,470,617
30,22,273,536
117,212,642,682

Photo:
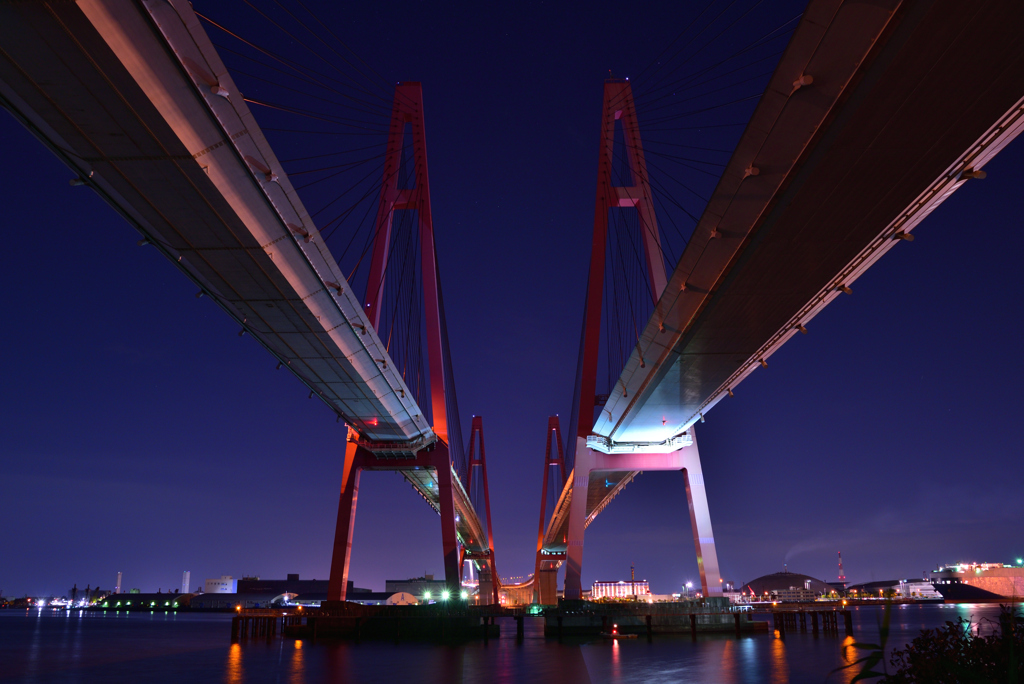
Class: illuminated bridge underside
364,454,487,556
0,0,430,444
548,0,1024,554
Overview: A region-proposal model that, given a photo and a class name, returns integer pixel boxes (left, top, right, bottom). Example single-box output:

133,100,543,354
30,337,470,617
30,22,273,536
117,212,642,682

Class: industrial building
384,575,448,599
742,571,835,601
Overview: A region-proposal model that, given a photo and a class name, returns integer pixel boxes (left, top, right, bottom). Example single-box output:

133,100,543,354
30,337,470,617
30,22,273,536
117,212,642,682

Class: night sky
2,0,1022,599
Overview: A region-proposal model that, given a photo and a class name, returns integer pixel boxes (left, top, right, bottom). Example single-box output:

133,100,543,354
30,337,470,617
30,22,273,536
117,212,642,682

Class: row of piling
549,611,751,640
231,614,286,641
771,610,852,636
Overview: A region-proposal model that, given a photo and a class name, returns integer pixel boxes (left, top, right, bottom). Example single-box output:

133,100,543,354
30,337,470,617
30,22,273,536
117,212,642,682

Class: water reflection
289,639,305,684
833,635,859,684
4,606,1013,684
718,639,737,684
225,642,244,683
769,635,789,684
610,638,621,681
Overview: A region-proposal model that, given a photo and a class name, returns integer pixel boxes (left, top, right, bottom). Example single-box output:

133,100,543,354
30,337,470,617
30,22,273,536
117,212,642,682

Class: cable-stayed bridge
2,0,1023,611
527,0,1024,604
0,0,497,603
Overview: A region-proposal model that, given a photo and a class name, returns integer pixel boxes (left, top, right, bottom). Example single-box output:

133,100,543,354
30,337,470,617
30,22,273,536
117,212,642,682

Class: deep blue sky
2,0,1022,598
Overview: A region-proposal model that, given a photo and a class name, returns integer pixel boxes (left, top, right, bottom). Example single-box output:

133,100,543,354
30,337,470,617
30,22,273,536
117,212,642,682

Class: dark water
0,604,1009,683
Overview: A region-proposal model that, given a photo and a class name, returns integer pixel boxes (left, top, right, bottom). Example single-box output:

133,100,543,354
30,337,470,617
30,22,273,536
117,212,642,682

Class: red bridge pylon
561,79,722,600
327,83,465,603
464,416,499,605
533,416,566,605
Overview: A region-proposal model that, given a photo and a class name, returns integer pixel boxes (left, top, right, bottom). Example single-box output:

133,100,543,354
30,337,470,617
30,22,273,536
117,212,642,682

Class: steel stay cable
238,0,395,107
243,96,389,131
607,0,743,114
601,132,669,291
364,181,422,317
210,40,390,117
224,63,390,125
636,92,764,127
630,0,721,86
636,65,779,119
286,154,382,176
634,12,797,110
197,12,392,115
294,155,384,191
280,143,384,163
293,0,393,91
271,0,396,100
634,34,791,114
633,0,760,104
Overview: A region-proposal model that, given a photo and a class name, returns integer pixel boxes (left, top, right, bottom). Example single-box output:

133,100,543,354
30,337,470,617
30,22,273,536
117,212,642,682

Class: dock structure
544,599,767,637
770,609,853,637
232,604,501,643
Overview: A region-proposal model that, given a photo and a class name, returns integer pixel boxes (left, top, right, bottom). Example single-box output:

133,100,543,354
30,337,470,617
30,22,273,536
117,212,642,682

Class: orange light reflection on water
833,635,862,684
225,643,243,684
770,634,789,684
718,639,737,684
289,639,305,684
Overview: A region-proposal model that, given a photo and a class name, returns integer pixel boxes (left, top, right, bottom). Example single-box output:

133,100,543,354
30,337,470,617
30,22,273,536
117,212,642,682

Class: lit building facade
204,576,238,593
592,580,651,599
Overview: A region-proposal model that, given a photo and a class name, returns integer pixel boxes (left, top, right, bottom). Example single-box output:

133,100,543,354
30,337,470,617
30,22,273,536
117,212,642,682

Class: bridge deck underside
596,0,1024,445
549,0,1024,546
542,468,637,553
0,1,426,442
363,457,488,555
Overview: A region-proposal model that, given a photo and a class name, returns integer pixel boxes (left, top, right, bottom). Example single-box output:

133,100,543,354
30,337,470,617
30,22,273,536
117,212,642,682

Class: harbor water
0,603,1011,683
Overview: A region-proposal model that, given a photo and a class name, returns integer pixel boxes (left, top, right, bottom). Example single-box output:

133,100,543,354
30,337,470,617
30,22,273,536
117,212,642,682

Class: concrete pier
544,599,767,637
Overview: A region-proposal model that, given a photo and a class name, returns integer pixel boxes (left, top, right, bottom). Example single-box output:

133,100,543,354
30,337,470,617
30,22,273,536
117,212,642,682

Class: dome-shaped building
741,571,835,600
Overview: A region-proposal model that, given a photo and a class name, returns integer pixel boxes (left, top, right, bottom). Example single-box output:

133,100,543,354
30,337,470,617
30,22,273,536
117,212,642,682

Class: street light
460,591,468,600
441,590,450,601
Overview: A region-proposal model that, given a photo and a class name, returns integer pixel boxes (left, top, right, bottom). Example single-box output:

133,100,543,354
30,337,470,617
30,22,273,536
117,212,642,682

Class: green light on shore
423,591,431,600
441,590,450,601
460,591,468,600
1018,558,1023,566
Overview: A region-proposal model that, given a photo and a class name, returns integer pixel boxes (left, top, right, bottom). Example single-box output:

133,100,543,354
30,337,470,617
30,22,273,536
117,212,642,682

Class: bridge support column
681,427,722,597
477,563,495,606
564,437,593,600
327,433,362,601
430,444,462,597
536,565,560,605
